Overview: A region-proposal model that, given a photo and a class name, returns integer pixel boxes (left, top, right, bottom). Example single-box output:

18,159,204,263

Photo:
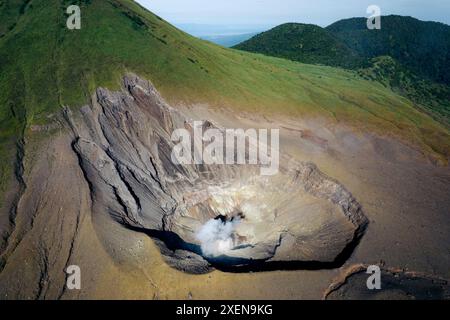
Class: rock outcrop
324,264,450,300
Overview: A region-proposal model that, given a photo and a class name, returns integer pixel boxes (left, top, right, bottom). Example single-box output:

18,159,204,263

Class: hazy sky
136,0,450,27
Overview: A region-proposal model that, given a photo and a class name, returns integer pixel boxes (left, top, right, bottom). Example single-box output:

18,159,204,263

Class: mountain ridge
234,15,450,126
234,22,364,68
326,15,450,85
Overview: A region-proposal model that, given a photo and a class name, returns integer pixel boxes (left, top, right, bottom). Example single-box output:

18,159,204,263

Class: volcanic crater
64,74,368,273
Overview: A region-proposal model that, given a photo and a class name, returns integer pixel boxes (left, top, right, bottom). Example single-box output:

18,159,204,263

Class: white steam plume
196,218,240,257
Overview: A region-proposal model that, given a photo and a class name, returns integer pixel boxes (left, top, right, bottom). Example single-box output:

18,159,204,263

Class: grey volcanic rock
64,74,368,273
325,264,450,300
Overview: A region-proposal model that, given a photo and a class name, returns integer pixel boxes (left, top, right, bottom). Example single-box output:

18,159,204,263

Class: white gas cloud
196,218,240,257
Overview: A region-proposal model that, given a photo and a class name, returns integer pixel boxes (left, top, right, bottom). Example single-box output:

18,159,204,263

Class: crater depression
65,74,368,273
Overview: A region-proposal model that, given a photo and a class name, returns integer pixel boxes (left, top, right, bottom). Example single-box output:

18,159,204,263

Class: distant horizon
172,14,450,37
136,0,450,32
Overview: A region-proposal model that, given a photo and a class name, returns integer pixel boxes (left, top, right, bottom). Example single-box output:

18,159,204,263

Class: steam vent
66,74,368,274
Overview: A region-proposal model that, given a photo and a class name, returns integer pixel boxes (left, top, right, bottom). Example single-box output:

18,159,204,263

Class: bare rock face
64,74,368,273
325,264,450,300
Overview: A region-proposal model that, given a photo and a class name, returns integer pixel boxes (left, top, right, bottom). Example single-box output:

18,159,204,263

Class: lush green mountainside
234,23,363,69
327,16,450,125
0,0,449,198
358,56,450,124
327,15,450,85
233,16,450,126
235,16,450,85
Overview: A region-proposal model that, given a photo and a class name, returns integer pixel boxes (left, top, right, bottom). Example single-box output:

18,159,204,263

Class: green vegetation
234,23,364,69
1,1,450,198
359,56,450,125
327,16,450,85
235,16,450,126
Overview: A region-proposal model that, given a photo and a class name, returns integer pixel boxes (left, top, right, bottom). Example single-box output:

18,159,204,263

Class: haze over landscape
136,0,450,47
137,0,450,26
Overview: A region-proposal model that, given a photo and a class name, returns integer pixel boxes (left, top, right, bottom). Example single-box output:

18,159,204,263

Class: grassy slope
358,56,450,125
234,17,450,126
0,0,450,198
327,16,450,124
